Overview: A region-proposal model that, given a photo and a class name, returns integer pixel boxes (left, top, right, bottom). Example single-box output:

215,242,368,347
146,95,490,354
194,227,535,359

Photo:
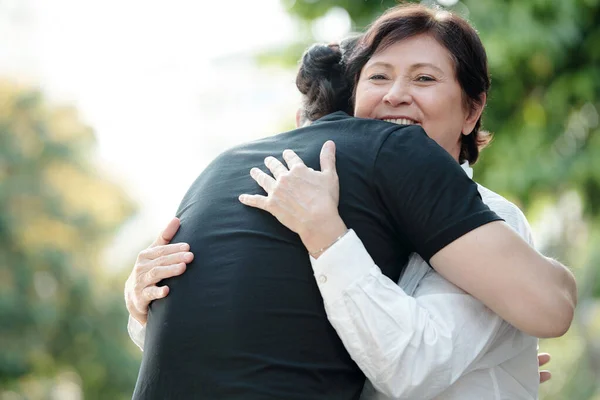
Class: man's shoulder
312,112,413,139
224,113,413,158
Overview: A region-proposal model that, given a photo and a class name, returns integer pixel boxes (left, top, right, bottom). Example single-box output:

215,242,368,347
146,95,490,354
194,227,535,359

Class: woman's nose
383,81,412,107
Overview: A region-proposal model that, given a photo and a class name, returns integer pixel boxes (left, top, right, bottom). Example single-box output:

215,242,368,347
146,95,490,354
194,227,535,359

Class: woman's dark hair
295,36,360,123
346,4,492,164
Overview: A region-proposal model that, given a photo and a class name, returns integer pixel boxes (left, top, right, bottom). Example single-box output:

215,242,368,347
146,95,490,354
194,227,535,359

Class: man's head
295,36,361,126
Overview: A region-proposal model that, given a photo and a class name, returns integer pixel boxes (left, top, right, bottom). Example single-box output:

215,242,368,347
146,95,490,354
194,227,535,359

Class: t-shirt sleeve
373,126,502,262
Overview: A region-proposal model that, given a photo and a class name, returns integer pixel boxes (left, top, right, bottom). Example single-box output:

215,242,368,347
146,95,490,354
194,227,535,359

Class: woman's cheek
355,86,381,118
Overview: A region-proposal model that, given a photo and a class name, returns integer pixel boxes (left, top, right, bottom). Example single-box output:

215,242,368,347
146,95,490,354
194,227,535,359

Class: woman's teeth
383,118,418,125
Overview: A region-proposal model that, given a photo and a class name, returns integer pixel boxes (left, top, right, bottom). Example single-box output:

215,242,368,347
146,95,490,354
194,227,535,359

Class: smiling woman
235,4,576,399
346,8,492,165
354,34,480,161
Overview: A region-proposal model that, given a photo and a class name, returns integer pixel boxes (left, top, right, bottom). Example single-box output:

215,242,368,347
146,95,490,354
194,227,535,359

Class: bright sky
0,0,352,268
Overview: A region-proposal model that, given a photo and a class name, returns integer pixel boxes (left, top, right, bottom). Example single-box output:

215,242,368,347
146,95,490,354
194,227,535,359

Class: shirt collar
461,161,473,179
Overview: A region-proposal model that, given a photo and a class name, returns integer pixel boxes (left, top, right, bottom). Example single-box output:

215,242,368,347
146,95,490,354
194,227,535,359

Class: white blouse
311,163,539,400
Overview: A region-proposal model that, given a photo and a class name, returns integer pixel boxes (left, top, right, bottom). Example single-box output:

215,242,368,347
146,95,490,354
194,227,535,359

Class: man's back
133,112,499,399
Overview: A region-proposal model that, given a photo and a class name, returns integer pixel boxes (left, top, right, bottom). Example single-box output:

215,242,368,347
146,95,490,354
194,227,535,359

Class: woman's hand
124,217,193,325
239,140,347,257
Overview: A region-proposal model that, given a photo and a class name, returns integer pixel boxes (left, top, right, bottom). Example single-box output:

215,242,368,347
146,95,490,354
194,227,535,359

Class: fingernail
180,243,189,251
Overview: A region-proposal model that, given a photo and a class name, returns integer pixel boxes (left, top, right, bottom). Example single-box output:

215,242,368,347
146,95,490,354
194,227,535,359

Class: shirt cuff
309,229,378,305
127,314,146,351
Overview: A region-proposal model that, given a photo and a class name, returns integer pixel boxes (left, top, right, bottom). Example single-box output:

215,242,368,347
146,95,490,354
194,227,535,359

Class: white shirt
128,163,539,400
312,163,539,400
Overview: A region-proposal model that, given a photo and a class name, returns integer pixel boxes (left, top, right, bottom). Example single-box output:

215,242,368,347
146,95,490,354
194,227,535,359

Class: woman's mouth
381,118,420,126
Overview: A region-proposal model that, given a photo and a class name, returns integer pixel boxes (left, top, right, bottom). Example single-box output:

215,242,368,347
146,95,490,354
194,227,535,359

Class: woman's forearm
128,314,147,351
430,221,577,338
310,231,511,399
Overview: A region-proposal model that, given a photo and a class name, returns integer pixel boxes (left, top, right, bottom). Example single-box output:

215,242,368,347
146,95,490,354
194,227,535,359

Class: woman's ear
462,93,486,135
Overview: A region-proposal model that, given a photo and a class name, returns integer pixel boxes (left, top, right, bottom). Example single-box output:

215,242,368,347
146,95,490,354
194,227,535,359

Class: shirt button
318,275,327,284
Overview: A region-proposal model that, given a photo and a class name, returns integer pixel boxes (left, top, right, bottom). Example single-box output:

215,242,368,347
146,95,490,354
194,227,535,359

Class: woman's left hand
239,140,347,256
124,217,192,325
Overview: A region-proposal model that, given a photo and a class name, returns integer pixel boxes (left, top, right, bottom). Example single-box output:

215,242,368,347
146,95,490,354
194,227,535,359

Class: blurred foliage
0,80,140,399
280,0,600,399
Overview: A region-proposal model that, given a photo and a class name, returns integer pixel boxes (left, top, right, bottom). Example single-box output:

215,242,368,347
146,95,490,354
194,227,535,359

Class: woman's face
354,34,483,161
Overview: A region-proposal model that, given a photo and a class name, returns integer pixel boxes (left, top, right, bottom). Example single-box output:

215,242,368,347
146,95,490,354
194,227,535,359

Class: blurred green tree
0,80,140,399
280,0,600,399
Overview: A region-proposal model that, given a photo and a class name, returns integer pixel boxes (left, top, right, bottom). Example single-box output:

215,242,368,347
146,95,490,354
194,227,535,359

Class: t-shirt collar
461,161,473,179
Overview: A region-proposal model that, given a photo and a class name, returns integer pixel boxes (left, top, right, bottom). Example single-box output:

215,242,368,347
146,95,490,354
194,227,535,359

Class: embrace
124,4,577,400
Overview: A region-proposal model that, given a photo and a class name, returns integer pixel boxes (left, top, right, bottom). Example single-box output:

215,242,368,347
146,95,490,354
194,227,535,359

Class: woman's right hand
239,141,347,257
124,217,194,325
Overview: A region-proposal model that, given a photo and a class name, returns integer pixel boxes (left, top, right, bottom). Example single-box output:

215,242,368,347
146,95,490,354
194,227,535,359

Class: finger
150,217,181,247
320,140,337,174
142,285,170,303
264,156,289,180
539,370,552,384
139,243,191,261
250,168,276,193
239,194,269,211
150,252,193,269
144,263,188,286
538,353,551,367
282,149,306,169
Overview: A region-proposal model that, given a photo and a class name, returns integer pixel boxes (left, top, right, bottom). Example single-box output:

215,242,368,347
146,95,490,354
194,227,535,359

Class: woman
126,4,571,399
238,7,557,399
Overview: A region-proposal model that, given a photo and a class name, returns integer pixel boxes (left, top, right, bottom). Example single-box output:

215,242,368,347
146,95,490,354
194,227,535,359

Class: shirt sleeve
479,187,535,247
311,196,536,399
127,315,146,351
373,127,502,261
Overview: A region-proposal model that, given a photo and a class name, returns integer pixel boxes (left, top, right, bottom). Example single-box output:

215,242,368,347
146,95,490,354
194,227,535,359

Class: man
133,113,521,399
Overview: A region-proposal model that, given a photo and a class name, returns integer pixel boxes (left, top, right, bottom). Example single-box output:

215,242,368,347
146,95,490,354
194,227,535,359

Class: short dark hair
346,4,492,164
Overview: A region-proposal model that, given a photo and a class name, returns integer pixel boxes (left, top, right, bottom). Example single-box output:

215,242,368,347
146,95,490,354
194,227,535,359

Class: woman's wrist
308,229,350,257
300,215,348,259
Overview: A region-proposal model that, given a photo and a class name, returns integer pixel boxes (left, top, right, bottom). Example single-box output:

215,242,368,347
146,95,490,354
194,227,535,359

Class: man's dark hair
295,36,360,123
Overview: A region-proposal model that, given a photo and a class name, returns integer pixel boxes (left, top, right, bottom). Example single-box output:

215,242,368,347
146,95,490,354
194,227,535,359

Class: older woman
126,4,574,399
239,8,553,399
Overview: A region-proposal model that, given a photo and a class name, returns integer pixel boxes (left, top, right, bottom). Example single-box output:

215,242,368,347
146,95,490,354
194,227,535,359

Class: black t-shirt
132,112,501,400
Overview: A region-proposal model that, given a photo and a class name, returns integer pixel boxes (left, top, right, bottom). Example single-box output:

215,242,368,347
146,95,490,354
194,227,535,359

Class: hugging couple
125,4,576,399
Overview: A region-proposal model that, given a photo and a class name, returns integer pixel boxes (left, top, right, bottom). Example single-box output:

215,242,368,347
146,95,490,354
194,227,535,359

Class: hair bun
296,43,353,122
296,43,342,96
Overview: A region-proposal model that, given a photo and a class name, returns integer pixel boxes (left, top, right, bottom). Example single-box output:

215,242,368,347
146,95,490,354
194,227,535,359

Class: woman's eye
416,75,435,82
369,74,388,81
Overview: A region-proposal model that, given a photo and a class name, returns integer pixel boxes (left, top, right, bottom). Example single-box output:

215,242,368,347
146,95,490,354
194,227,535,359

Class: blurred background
0,0,598,398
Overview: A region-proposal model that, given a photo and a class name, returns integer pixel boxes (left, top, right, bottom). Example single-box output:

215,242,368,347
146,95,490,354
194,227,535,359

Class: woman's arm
124,217,193,349
239,141,577,338
306,196,538,398
430,221,576,338
310,233,511,399
128,314,147,350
